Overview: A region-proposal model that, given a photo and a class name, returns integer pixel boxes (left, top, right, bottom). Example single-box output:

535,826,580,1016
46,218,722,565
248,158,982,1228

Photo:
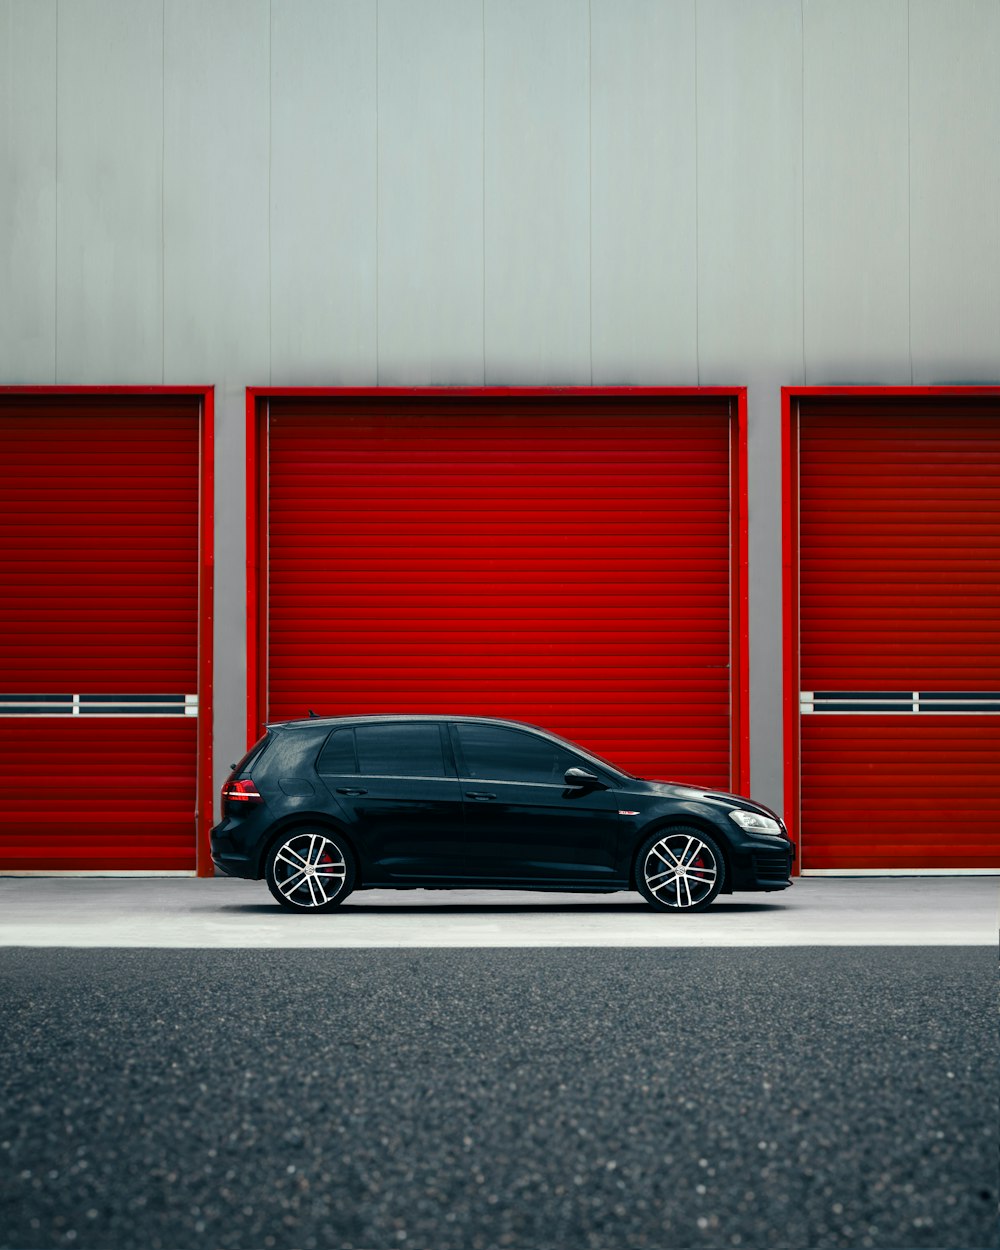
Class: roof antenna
308,709,317,718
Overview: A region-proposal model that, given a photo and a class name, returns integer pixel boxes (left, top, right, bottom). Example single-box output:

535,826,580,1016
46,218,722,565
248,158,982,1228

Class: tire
265,828,355,913
635,826,724,912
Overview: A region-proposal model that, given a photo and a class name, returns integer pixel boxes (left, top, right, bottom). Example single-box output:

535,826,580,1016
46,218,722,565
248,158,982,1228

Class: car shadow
219,899,787,916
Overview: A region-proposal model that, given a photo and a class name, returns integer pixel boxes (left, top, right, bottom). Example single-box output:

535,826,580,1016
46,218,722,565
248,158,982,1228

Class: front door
451,722,624,884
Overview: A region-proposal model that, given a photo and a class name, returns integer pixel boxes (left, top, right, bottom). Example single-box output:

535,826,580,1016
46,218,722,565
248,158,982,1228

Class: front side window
454,724,578,785
354,723,448,778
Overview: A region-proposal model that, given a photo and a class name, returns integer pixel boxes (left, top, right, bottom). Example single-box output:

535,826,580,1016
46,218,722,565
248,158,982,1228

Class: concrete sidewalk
0,875,996,947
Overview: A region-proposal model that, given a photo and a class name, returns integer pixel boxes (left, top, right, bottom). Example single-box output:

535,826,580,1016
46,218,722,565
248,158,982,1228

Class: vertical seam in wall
53,0,59,382
482,0,486,384
588,0,593,386
906,0,913,385
161,0,165,383
800,0,806,385
693,0,700,386
375,0,380,386
268,0,273,386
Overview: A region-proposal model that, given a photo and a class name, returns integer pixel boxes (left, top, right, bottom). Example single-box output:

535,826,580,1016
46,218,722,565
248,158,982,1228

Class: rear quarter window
316,728,358,775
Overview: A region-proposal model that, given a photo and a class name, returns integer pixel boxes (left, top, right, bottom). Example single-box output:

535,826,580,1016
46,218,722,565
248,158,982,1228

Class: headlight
728,809,784,837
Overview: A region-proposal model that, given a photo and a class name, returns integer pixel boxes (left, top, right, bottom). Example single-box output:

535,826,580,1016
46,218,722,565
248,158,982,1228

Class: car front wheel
265,829,355,912
636,827,724,912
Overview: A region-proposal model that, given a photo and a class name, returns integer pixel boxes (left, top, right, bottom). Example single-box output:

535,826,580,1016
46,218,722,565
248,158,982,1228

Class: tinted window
316,728,357,775
355,724,447,778
455,724,577,784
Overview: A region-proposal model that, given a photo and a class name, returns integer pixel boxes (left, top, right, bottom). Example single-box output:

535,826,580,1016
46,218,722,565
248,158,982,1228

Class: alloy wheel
266,831,352,911
640,829,722,910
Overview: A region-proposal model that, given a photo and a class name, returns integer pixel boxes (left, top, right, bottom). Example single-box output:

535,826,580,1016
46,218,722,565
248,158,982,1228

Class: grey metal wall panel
270,0,377,384
162,0,271,798
3,0,999,824
0,0,56,382
803,0,909,383
162,0,269,383
696,0,803,382
591,0,697,384
377,0,484,385
910,0,1000,384
56,0,163,383
744,378,786,812
484,0,590,383
695,1,803,812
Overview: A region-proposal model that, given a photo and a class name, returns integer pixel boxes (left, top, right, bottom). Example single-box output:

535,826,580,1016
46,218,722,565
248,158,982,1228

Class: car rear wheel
265,829,355,912
636,827,724,912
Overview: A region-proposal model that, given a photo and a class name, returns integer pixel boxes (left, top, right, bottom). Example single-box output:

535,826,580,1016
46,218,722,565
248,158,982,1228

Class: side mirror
564,767,606,790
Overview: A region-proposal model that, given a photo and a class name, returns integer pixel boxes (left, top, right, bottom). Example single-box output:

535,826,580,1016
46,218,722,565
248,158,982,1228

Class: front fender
627,806,735,891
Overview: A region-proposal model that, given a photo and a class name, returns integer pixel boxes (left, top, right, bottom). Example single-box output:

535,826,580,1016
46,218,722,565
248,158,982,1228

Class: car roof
270,713,548,733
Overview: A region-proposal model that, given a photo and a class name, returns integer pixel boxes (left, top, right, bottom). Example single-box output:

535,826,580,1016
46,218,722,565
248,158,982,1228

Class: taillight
222,777,263,806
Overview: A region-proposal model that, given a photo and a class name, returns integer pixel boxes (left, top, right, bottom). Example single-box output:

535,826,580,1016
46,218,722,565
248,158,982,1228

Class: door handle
336,787,368,796
466,791,496,801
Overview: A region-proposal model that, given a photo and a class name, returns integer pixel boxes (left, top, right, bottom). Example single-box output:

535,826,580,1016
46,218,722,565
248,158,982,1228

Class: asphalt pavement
0,945,995,1250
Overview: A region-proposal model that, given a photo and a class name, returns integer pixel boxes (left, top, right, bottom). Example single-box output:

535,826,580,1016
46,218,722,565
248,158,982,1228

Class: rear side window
317,728,357,775
355,724,447,778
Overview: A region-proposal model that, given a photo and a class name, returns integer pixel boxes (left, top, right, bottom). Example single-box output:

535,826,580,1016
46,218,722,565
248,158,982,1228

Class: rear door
451,722,624,885
316,722,467,881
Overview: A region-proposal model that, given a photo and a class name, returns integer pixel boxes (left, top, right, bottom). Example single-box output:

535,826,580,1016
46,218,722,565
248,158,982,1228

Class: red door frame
0,386,216,876
781,385,1000,859
246,386,751,796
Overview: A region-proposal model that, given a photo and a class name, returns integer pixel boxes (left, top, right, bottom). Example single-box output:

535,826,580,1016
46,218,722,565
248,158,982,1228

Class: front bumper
727,838,795,892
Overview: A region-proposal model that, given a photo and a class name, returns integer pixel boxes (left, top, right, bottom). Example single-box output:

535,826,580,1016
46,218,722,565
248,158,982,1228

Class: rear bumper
210,817,265,879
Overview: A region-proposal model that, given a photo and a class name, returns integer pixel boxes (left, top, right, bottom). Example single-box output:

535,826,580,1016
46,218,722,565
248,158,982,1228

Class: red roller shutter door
796,397,1000,869
260,393,743,789
0,394,205,872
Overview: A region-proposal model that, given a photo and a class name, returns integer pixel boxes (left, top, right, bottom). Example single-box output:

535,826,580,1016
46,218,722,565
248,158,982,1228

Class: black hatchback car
212,715,793,913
